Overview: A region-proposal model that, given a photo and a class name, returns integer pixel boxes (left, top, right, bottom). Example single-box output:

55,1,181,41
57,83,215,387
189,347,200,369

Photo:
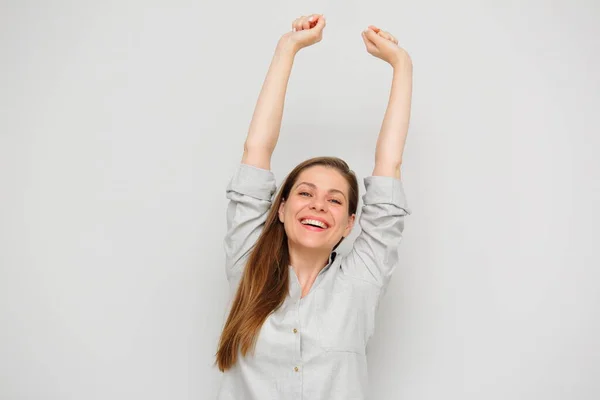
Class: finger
383,31,398,44
361,31,373,45
306,15,317,29
377,31,389,40
378,30,394,42
296,16,306,31
313,14,326,30
363,28,384,45
292,18,301,31
302,16,311,30
368,25,381,33
307,14,320,27
361,31,377,52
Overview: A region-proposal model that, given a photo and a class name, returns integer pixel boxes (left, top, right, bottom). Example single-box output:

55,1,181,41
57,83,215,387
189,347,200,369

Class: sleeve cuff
362,176,412,213
226,163,277,201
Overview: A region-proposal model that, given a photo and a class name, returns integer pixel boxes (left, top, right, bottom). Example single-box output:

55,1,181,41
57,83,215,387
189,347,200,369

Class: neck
288,242,332,291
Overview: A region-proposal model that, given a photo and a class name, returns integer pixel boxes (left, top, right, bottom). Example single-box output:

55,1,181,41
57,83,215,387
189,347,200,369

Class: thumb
314,15,326,31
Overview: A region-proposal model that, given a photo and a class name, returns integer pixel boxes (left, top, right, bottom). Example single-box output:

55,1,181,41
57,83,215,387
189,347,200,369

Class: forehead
294,166,348,193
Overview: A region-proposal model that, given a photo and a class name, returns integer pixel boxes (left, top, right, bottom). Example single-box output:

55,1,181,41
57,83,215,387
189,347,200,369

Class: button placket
294,292,303,376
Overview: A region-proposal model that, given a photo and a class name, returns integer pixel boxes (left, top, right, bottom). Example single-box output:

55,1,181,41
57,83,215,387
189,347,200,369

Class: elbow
243,141,275,155
372,159,403,178
242,145,273,170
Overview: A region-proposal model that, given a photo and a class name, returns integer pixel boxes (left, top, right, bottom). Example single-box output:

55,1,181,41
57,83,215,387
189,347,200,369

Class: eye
329,199,342,205
299,191,311,197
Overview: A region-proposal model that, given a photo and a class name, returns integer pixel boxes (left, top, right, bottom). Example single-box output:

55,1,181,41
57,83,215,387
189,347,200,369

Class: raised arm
339,26,413,288
224,14,327,282
242,14,327,170
361,26,413,179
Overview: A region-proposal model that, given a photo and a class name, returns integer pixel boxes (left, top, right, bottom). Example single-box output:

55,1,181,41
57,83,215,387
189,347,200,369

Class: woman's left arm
362,26,413,179
339,27,413,289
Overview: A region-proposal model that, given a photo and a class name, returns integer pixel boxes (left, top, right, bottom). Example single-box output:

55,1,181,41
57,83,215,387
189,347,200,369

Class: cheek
287,199,306,214
332,210,348,228
283,201,300,222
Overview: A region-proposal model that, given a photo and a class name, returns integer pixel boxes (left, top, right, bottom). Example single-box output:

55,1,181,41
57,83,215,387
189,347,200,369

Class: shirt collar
318,251,337,276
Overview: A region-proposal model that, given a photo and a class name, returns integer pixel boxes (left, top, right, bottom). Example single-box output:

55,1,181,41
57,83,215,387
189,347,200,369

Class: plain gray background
1,0,599,399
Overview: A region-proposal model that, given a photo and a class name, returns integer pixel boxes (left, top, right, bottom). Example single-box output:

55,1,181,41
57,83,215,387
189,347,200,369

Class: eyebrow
295,182,347,200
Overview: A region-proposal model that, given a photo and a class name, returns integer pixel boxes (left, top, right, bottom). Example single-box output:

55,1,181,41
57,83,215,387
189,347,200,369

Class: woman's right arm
224,164,276,281
243,14,326,170
225,15,326,281
242,43,295,170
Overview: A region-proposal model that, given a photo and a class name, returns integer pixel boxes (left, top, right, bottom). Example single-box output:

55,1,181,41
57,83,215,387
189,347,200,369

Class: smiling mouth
299,219,329,231
301,224,326,232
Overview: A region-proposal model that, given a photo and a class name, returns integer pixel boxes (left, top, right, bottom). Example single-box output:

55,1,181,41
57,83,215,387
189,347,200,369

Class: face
278,166,356,253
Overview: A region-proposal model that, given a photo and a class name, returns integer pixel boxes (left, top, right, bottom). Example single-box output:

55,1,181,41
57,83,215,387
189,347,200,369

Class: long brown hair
215,156,359,371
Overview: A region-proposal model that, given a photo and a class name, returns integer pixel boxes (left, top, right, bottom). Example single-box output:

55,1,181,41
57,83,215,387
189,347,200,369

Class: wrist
276,36,299,58
391,60,413,77
390,51,413,73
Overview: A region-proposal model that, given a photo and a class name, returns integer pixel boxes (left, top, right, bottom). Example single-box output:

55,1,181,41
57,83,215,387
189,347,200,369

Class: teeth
301,219,327,229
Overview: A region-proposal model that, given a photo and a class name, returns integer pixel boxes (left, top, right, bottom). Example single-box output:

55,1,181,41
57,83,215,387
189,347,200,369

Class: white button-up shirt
217,163,411,400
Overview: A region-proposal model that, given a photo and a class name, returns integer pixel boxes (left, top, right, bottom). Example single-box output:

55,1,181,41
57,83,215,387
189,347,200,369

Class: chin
291,237,331,251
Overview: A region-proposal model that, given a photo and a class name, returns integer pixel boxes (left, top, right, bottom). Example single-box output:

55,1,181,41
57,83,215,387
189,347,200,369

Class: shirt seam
338,265,386,290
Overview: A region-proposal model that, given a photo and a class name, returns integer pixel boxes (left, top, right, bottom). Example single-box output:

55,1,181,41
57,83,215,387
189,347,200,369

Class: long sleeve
340,175,412,288
224,163,277,281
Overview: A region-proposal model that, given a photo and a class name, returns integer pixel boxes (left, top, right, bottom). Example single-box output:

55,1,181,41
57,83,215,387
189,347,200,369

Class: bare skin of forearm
372,65,413,179
242,42,296,170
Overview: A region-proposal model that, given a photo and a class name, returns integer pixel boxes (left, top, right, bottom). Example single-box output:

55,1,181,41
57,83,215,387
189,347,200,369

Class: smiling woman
279,164,357,256
215,13,413,400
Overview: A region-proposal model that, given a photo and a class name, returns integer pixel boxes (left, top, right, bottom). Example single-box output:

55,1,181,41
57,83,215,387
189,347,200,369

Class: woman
215,14,413,400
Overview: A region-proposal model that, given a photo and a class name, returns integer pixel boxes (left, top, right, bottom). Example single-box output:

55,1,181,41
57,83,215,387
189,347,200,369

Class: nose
309,196,328,212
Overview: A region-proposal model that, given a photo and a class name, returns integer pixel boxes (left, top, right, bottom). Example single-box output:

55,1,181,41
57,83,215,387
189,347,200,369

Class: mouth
299,218,329,232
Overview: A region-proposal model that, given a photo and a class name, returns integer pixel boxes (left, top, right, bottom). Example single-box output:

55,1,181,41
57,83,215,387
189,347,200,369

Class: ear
278,200,286,223
343,213,356,238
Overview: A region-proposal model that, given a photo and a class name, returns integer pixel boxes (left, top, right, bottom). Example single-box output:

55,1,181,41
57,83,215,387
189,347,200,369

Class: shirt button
294,366,299,372
293,328,298,334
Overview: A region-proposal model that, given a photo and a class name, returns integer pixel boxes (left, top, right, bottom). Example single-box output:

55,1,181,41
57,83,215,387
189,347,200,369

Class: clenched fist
279,14,326,54
362,26,412,69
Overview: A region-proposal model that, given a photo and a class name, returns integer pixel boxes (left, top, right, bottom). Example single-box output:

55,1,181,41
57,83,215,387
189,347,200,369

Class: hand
279,14,326,54
362,26,412,69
